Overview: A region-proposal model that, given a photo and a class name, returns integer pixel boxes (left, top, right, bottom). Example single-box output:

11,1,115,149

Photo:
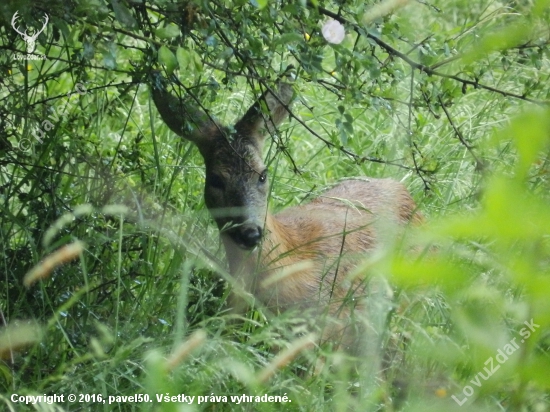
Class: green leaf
155,24,181,39
343,121,353,135
176,47,192,71
534,0,550,16
83,41,95,60
191,50,203,72
273,33,303,47
251,0,268,9
462,22,531,65
75,0,110,18
111,0,137,29
344,113,354,124
387,251,470,293
158,46,178,75
437,177,550,243
176,47,204,72
335,118,347,145
509,110,550,180
101,49,117,69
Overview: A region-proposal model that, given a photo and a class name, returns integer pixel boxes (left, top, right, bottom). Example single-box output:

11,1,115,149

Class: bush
0,0,549,410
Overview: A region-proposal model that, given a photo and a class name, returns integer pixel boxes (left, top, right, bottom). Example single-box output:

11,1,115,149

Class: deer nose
237,224,263,249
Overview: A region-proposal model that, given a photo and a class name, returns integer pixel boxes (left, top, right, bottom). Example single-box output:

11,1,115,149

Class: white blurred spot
322,20,345,44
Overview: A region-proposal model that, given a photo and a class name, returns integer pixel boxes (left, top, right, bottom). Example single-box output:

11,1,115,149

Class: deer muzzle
226,222,263,250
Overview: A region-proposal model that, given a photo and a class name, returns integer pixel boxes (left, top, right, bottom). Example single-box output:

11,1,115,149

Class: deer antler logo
11,11,49,54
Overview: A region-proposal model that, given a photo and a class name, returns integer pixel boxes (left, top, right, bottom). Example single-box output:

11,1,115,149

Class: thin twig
309,2,550,106
437,95,484,170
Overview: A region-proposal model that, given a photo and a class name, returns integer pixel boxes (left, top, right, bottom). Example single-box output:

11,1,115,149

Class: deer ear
151,72,218,147
234,82,294,149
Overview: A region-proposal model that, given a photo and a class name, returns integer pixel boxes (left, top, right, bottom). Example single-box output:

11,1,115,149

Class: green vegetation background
0,0,549,410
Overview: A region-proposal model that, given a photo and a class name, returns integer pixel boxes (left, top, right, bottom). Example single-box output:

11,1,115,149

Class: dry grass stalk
256,333,317,383
166,330,207,371
23,241,85,287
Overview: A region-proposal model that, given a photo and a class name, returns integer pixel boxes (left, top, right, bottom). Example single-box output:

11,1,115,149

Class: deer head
151,73,294,251
11,11,49,54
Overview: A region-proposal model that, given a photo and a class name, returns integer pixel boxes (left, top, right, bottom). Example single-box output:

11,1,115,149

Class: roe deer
151,73,422,351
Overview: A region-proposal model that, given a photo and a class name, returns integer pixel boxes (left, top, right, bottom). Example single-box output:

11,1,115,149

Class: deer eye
207,174,225,190
258,170,268,184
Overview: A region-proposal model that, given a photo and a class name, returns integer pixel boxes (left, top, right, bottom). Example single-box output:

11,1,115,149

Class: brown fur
227,178,422,349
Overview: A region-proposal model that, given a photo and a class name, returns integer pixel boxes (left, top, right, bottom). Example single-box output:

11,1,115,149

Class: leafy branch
310,2,550,106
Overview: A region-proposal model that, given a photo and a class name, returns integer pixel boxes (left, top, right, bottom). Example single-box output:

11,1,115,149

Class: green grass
1,0,550,411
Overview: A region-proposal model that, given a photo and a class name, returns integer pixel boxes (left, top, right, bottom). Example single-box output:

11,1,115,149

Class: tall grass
1,0,550,411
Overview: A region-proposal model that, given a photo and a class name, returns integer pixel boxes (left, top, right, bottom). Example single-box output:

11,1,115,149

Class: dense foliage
1,0,549,410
